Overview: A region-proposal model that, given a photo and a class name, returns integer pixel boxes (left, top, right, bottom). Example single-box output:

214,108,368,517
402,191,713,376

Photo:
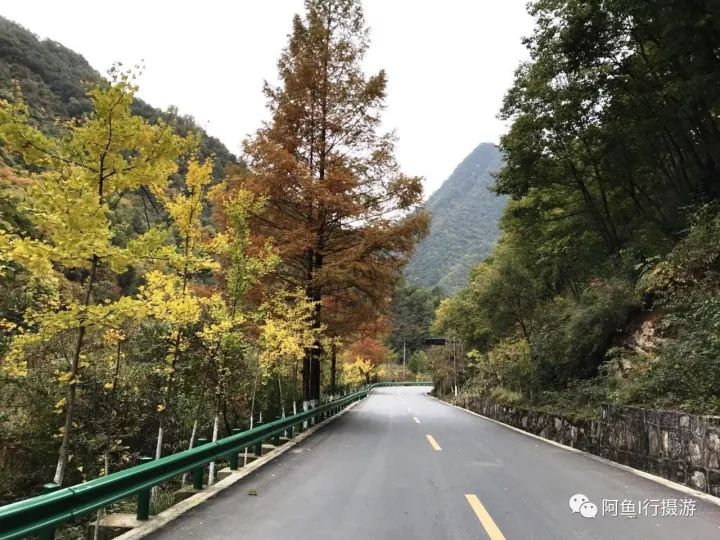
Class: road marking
425,434,441,451
465,494,506,540
427,394,720,510
413,416,421,424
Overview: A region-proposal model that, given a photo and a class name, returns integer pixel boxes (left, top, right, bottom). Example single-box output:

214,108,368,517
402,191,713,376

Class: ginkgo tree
0,72,190,485
259,289,323,416
138,158,218,461
194,187,278,484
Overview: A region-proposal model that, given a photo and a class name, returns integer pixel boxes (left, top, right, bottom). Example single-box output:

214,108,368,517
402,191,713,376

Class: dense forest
430,0,720,418
4,0,720,525
0,0,427,508
404,143,505,293
0,16,236,178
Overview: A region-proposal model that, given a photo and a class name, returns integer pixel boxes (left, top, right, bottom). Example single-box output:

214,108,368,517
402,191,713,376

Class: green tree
407,350,428,375
387,281,443,357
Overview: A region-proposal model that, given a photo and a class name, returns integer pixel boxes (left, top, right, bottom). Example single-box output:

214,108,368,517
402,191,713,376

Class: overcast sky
3,1,534,195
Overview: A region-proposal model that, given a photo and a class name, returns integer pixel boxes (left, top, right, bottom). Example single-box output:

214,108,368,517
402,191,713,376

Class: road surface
149,386,720,539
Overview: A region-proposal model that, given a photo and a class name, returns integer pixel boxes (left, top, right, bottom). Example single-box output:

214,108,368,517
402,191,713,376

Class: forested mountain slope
0,15,236,176
431,0,720,418
0,2,427,507
404,143,504,292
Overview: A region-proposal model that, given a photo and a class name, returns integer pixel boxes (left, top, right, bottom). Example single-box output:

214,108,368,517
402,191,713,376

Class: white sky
2,1,533,195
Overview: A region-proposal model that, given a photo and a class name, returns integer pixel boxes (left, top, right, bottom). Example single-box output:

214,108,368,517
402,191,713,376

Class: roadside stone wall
457,396,720,497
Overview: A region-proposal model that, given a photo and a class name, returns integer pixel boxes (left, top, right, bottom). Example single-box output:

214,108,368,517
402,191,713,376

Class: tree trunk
244,355,259,466
292,360,298,415
180,419,198,488
53,253,98,485
330,342,337,397
92,451,110,540
308,254,323,405
277,377,285,417
208,414,220,485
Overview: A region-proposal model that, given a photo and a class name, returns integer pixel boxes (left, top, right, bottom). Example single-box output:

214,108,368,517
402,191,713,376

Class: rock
687,440,703,467
173,487,198,505
690,470,707,492
86,513,143,540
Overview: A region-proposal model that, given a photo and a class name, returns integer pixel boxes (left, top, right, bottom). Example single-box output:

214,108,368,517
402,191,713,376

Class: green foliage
0,15,237,177
531,278,637,388
431,0,720,416
387,280,442,356
406,350,428,375
405,143,505,292
612,208,720,413
465,339,534,396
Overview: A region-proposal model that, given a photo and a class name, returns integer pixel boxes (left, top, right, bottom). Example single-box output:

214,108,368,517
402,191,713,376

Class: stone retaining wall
457,396,720,497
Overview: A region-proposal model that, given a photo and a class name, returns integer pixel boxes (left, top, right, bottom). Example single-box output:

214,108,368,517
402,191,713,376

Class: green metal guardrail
0,381,431,540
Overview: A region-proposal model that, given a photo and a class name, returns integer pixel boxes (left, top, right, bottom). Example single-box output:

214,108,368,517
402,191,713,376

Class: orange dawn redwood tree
241,0,428,406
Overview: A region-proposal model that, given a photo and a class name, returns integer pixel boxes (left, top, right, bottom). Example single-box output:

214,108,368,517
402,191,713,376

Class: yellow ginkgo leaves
259,289,323,380
139,271,202,327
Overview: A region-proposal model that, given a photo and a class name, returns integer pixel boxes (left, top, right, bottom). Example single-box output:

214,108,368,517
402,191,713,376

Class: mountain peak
405,143,505,293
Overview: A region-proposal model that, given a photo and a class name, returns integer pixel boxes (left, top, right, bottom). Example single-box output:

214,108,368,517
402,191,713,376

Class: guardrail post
192,438,209,489
254,421,264,456
285,423,293,439
273,417,281,446
38,482,60,540
229,428,241,470
136,457,153,520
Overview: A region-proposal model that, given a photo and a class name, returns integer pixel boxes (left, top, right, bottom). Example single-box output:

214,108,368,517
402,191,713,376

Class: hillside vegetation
0,1,425,509
431,0,720,417
404,143,505,293
0,16,236,177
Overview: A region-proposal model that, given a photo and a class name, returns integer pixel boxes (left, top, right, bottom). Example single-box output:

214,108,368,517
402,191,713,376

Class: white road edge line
413,416,421,424
425,393,720,508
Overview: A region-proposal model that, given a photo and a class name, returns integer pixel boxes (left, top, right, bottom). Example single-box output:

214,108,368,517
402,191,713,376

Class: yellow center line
413,416,421,424
465,494,507,540
425,434,442,451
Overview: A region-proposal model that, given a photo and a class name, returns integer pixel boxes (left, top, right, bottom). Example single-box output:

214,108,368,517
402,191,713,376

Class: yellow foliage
138,271,202,326
259,289,321,379
0,77,190,379
340,356,384,387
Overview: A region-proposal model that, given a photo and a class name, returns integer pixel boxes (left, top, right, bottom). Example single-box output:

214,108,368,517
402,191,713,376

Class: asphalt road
149,387,720,539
